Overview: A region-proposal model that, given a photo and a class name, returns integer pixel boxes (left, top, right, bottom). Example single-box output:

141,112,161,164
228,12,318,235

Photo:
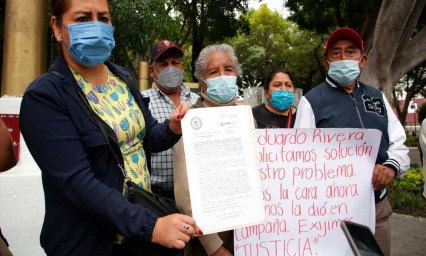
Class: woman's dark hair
51,0,111,20
50,0,73,56
51,0,72,21
263,69,296,91
50,0,111,56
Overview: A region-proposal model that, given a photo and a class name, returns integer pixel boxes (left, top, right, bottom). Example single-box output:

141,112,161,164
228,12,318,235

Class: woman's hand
169,101,190,134
151,213,202,249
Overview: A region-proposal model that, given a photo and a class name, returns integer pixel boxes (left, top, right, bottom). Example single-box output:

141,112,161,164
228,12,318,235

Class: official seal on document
190,117,202,130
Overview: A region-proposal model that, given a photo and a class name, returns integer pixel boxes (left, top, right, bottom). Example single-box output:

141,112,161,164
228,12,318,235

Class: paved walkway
408,146,422,168
391,213,426,256
390,147,425,255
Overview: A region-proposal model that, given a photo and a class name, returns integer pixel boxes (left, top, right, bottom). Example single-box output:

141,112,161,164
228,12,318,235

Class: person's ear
199,81,207,92
359,54,368,70
51,16,62,42
149,65,156,79
322,56,330,70
264,90,271,100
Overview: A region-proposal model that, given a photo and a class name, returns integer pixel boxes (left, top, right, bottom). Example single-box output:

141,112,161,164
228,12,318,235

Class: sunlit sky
248,0,288,17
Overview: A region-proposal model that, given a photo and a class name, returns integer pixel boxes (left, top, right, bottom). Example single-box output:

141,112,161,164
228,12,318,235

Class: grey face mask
154,66,184,90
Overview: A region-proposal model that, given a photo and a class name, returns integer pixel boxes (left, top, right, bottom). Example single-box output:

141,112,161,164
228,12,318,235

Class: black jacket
20,56,180,255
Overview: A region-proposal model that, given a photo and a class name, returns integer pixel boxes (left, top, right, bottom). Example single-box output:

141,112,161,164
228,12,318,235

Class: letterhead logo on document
190,117,202,130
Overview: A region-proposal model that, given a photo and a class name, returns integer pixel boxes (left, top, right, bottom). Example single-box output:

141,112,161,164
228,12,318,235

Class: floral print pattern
71,67,150,192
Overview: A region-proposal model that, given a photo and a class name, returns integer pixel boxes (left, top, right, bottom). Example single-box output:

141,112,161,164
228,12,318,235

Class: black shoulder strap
48,70,65,79
48,69,129,180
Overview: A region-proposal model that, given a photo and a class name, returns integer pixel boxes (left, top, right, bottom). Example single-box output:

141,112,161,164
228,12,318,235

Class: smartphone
341,220,384,256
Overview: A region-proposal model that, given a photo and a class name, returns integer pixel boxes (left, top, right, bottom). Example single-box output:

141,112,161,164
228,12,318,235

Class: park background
0,0,425,255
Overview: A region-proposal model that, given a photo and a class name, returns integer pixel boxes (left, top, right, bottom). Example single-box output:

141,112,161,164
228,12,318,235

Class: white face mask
154,66,184,89
327,59,361,87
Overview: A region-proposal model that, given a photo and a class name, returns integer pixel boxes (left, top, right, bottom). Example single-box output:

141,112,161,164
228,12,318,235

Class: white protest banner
234,128,382,256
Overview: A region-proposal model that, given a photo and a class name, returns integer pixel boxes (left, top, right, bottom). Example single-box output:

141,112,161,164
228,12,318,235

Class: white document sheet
181,105,265,234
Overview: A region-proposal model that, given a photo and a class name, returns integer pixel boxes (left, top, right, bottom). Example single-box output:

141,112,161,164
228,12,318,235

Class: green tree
108,0,251,81
228,4,323,92
286,0,426,99
392,61,426,126
109,0,181,75
230,5,291,88
283,28,325,93
169,0,250,81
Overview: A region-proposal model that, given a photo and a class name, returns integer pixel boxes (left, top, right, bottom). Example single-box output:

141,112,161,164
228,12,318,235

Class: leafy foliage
286,0,344,33
393,168,424,194
170,0,250,81
108,0,250,80
388,168,426,217
109,0,181,75
392,60,426,126
405,135,420,147
229,6,291,88
285,0,382,48
228,4,324,93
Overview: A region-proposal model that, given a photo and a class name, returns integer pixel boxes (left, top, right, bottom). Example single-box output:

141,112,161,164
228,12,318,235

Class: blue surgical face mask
327,59,360,87
204,75,238,103
64,21,115,67
154,66,184,90
268,90,294,111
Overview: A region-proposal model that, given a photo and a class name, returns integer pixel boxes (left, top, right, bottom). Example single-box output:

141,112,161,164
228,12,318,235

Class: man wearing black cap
141,40,199,199
294,27,409,256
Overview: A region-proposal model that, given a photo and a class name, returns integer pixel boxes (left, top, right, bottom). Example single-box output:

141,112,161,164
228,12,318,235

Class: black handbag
126,180,179,217
123,180,181,255
94,107,182,255
120,180,181,256
49,70,182,255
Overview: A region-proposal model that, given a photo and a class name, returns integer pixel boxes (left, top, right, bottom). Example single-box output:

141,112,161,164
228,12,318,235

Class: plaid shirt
141,84,199,191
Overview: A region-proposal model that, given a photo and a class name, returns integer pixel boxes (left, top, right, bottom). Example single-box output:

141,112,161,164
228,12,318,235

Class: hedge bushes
388,168,426,217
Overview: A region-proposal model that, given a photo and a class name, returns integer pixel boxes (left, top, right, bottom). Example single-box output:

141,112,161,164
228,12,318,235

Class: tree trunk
190,0,206,82
359,0,426,100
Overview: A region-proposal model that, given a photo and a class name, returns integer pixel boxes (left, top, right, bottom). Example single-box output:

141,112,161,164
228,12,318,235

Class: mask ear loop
356,54,365,89
201,77,208,86
54,18,70,49
151,62,162,84
56,18,68,30
152,62,159,76
265,90,272,104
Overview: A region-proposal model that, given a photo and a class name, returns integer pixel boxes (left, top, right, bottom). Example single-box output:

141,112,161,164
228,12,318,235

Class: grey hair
194,44,243,82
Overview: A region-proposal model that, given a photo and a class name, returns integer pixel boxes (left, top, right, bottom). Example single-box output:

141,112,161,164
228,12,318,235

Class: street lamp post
410,102,417,136
414,110,417,136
